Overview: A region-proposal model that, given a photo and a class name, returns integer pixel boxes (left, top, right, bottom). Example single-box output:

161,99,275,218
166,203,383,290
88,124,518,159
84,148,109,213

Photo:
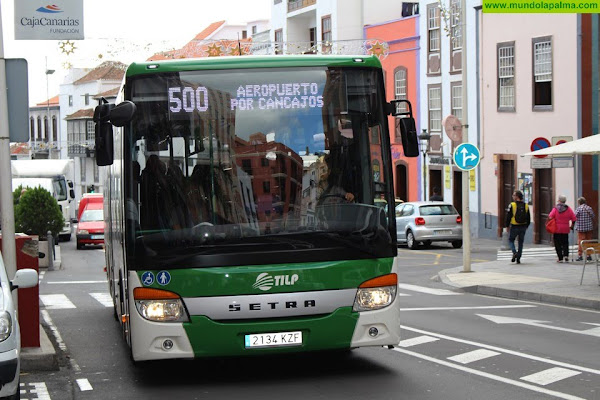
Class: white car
0,253,38,399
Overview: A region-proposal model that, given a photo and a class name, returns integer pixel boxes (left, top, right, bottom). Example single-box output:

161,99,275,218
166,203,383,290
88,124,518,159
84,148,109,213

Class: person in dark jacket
430,186,443,201
505,190,530,264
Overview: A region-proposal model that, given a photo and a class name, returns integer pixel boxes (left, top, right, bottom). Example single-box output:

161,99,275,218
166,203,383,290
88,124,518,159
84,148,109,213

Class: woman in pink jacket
548,195,577,263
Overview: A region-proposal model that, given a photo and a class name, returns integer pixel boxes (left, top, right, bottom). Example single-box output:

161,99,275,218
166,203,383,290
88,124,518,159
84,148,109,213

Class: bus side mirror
110,101,136,127
94,102,115,166
389,99,419,157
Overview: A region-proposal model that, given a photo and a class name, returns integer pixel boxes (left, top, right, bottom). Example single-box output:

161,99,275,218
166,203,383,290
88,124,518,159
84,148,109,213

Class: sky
0,0,271,105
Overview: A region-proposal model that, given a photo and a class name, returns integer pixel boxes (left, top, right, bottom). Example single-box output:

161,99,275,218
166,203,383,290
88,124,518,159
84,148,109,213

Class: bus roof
126,55,383,77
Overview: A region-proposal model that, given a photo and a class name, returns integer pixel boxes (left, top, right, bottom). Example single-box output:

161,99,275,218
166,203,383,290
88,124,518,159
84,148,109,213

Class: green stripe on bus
136,257,394,296
183,307,358,357
127,55,383,77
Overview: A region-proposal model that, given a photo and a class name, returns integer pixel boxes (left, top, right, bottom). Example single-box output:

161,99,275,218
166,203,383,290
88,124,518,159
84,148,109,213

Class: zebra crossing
497,245,578,261
397,326,600,398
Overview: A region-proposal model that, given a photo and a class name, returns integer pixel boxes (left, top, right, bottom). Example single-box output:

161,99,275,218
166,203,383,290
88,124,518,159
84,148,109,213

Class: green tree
12,185,24,206
15,186,64,240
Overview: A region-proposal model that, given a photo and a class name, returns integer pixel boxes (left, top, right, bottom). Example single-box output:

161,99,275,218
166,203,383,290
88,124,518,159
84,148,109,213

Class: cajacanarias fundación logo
20,3,80,31
252,273,299,291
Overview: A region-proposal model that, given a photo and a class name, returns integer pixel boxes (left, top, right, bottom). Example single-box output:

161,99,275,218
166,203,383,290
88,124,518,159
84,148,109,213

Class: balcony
288,0,316,13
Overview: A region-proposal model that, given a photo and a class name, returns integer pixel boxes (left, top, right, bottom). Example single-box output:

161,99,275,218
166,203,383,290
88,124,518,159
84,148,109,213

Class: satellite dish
443,115,463,142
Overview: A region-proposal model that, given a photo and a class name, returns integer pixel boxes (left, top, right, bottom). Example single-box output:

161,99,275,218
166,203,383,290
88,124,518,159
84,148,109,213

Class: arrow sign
477,314,600,337
453,143,480,171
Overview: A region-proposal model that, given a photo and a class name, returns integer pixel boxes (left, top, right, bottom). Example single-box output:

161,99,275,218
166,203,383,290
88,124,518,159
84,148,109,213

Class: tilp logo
36,5,63,13
252,273,299,291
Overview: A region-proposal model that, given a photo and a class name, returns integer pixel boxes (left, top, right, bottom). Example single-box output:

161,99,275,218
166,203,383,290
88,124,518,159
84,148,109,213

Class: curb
20,325,59,371
437,267,600,311
461,285,600,311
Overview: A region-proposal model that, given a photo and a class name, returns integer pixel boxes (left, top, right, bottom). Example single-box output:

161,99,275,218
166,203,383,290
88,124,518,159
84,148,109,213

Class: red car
76,202,104,249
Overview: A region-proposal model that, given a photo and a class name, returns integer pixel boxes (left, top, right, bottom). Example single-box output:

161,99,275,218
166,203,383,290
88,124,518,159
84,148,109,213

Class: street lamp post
419,130,431,201
45,60,55,159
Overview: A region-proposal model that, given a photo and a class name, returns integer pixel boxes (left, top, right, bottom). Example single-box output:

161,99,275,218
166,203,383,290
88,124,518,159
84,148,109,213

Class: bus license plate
245,331,302,348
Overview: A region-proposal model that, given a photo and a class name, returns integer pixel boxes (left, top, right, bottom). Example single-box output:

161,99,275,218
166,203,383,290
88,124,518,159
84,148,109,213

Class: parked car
395,201,463,249
0,253,38,399
76,203,104,250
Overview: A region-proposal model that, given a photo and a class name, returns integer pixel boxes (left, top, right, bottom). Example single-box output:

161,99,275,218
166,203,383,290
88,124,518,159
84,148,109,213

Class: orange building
365,16,420,202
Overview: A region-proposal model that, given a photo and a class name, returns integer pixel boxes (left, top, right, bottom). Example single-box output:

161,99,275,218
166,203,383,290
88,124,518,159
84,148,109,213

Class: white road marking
398,335,439,348
76,378,93,391
478,314,600,337
90,293,113,307
24,382,52,400
397,283,462,295
447,349,501,364
40,294,75,309
46,280,105,284
401,305,536,311
401,325,600,376
398,293,411,297
394,347,586,400
521,367,581,386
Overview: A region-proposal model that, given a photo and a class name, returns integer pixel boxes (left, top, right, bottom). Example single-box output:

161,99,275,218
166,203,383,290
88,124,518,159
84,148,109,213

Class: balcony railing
288,0,316,12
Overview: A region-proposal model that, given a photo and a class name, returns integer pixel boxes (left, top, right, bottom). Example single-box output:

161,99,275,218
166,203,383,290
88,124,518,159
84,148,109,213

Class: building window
263,180,271,193
242,30,247,39
68,95,73,107
43,117,49,140
37,117,42,140
428,5,440,53
261,157,270,167
52,117,58,142
252,25,257,35
242,159,252,175
533,36,552,109
451,82,462,122
274,0,282,3
321,15,332,54
428,85,442,133
498,41,515,111
86,120,95,141
427,3,441,75
274,29,283,55
30,117,35,141
394,67,408,114
450,0,462,51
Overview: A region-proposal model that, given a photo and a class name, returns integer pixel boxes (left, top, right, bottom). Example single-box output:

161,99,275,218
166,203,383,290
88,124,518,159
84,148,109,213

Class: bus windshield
124,66,394,269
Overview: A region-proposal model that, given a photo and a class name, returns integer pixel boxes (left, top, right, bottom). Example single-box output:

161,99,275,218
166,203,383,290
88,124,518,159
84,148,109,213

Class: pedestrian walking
505,190,530,264
575,196,596,261
548,195,576,263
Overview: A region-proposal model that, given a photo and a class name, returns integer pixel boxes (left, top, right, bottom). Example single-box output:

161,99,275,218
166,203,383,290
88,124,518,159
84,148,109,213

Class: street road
21,239,600,400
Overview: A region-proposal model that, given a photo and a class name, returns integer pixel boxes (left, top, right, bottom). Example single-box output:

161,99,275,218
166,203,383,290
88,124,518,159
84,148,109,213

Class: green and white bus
94,55,419,361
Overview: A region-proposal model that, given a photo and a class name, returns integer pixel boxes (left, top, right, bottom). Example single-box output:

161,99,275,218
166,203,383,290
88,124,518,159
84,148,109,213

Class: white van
0,253,38,399
11,160,76,242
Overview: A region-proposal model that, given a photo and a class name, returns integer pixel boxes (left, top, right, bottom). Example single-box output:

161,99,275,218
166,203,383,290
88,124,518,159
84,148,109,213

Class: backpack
512,202,528,224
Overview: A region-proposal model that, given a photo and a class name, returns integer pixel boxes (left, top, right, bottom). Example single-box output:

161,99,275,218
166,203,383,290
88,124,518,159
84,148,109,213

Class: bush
15,186,64,240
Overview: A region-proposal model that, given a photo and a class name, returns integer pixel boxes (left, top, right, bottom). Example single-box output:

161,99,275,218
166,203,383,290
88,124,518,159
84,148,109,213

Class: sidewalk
438,239,600,311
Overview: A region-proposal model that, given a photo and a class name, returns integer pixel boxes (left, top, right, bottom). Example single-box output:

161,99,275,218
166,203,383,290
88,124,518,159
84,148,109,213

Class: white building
28,96,61,160
418,0,481,234
59,61,126,204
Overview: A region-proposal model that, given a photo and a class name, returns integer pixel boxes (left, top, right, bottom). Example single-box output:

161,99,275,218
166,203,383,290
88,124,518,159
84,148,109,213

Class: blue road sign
453,143,481,171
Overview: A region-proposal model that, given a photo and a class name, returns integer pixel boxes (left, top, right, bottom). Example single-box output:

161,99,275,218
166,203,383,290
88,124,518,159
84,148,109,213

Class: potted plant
14,186,64,241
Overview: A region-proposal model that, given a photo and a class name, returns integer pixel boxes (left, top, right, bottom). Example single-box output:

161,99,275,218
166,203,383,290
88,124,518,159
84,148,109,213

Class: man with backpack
505,190,530,264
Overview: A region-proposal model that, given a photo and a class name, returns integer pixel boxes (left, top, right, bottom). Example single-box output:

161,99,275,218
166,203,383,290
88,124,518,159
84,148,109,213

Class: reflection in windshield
124,66,394,268
80,209,104,222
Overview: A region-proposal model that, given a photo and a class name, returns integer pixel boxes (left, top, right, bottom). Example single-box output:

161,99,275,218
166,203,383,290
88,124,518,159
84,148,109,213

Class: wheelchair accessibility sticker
157,271,171,286
141,271,155,286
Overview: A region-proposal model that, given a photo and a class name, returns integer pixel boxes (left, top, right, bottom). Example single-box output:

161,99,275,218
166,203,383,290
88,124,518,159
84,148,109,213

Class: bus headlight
0,312,13,341
133,287,189,322
353,273,398,312
135,299,188,322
